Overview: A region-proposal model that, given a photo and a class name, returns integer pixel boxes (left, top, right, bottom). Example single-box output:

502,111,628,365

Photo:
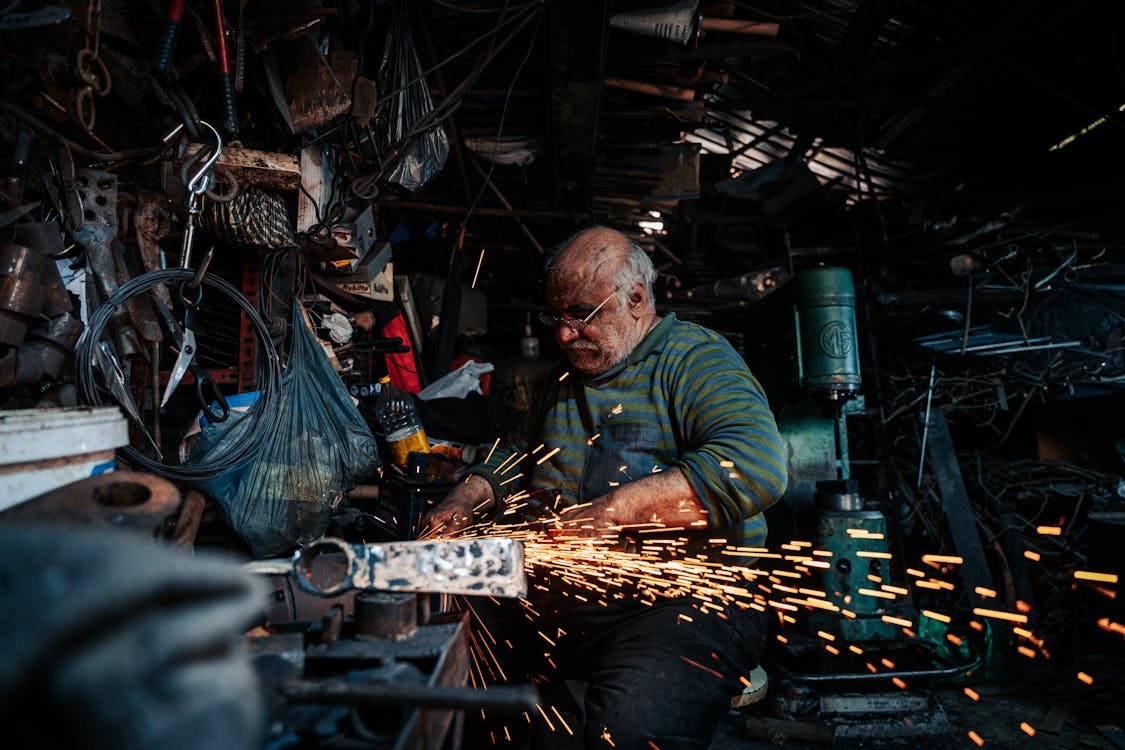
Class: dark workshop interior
1,0,1124,748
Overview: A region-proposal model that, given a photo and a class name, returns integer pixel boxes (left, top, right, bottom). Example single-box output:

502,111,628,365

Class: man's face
546,276,634,376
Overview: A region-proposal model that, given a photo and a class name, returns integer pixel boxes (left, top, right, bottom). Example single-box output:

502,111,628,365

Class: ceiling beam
548,0,610,213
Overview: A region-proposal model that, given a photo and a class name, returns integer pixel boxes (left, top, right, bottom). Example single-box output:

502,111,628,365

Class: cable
76,268,282,482
460,1,542,230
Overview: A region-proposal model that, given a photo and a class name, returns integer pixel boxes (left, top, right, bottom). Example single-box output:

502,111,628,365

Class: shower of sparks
420,481,1122,744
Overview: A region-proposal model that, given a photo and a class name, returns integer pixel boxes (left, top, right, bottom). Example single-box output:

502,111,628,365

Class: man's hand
419,474,496,538
551,468,707,538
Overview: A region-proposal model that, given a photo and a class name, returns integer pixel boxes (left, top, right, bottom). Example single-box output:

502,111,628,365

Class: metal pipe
283,680,539,713
916,360,936,490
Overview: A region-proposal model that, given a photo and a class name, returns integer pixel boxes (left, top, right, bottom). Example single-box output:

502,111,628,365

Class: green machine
785,267,912,642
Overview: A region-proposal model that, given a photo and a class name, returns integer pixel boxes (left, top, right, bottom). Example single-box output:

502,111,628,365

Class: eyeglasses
537,290,616,332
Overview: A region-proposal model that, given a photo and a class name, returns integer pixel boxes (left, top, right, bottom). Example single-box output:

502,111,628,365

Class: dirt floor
709,648,1125,750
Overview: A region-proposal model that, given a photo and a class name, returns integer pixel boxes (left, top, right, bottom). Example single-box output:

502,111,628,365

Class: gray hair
547,225,657,307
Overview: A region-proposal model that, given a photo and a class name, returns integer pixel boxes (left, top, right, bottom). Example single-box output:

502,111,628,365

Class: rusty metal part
72,170,142,353
257,572,360,626
12,222,66,258
72,169,119,250
9,312,85,383
288,537,527,599
133,191,174,309
170,488,207,550
111,240,162,344
0,470,183,536
38,256,72,318
355,591,417,640
0,243,47,345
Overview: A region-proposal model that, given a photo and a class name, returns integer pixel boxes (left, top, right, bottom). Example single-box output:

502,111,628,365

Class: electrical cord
76,268,282,482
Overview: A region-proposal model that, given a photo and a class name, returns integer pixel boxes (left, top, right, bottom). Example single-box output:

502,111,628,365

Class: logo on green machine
818,321,853,359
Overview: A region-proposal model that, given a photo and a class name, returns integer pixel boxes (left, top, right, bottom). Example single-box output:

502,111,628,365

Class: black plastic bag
192,303,380,557
373,0,450,192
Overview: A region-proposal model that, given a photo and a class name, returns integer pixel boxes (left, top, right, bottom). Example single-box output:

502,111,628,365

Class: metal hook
181,120,224,197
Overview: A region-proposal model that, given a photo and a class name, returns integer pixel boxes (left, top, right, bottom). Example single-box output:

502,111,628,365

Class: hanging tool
152,0,239,135
94,341,163,458
170,118,223,269
157,250,229,422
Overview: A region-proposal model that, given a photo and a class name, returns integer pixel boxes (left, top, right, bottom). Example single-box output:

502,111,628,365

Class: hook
179,120,224,197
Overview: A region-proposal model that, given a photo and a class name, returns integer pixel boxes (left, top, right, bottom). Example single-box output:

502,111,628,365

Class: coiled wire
76,268,282,482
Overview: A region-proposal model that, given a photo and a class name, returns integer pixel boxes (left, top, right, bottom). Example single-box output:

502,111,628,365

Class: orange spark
1036,526,1062,536
1024,550,1041,561
923,609,951,623
968,730,984,746
536,446,561,465
972,607,1028,624
1074,570,1119,584
922,554,963,564
1020,722,1036,737
1077,671,1094,685
964,687,980,701
680,656,724,679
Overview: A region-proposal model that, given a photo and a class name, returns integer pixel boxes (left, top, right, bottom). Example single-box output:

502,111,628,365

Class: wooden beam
548,0,609,212
179,144,300,191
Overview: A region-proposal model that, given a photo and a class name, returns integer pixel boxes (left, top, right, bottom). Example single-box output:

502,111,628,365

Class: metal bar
925,409,996,611
283,679,539,713
970,341,1081,356
916,360,936,490
291,537,527,599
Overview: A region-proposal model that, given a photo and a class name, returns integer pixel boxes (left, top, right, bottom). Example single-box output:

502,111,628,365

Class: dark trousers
465,595,767,749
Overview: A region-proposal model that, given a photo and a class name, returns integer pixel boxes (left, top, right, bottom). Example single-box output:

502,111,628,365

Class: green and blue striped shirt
473,313,787,548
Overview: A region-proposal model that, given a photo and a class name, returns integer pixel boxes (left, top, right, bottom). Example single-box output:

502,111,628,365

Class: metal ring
74,85,96,132
293,538,355,597
76,49,112,97
205,167,239,203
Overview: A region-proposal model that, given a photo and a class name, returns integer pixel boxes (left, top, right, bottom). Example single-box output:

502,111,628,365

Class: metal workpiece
0,470,184,537
292,537,527,599
0,242,47,345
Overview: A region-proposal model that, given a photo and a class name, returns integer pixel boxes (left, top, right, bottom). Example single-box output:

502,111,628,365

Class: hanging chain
74,0,112,132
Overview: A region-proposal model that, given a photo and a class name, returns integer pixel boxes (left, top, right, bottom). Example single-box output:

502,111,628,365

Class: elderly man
423,226,787,748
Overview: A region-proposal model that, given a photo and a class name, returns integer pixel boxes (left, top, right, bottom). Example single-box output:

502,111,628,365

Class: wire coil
76,268,282,482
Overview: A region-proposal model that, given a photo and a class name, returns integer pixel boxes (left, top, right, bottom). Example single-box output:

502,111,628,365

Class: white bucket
0,406,129,513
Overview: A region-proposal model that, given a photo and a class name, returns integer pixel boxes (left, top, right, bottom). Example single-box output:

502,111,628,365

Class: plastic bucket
0,406,129,512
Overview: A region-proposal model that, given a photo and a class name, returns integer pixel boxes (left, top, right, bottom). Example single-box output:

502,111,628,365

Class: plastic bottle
374,375,430,469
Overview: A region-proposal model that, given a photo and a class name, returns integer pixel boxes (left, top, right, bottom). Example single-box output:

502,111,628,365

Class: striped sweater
472,313,788,548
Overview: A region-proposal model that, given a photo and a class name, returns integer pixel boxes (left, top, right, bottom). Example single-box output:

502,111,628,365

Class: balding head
543,226,660,376
547,226,657,311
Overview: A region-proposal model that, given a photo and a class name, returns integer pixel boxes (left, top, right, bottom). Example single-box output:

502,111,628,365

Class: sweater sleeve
668,336,788,538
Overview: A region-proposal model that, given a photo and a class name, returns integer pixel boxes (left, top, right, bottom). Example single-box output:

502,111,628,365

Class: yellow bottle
374,375,430,469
